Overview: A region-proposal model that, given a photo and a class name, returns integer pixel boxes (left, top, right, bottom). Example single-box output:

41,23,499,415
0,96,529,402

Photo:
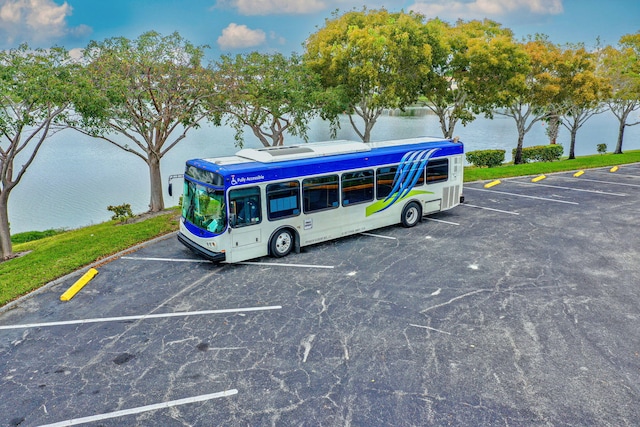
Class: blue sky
0,0,638,60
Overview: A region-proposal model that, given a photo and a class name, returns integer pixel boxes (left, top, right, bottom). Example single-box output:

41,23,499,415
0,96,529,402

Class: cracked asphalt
1,165,640,426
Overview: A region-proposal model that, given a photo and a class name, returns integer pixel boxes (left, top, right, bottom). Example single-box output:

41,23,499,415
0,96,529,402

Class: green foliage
512,145,564,163
304,8,432,141
465,149,505,168
464,150,640,182
0,44,77,259
597,143,607,154
11,229,65,244
0,209,179,306
213,52,326,147
107,203,134,222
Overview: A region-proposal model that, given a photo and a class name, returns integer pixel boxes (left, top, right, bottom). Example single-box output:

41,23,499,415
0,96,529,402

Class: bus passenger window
267,181,300,220
303,175,339,213
376,166,397,199
342,170,374,206
426,159,449,183
229,187,261,228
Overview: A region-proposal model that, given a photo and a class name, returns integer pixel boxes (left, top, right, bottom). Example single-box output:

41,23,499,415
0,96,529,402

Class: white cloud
0,0,91,45
217,23,267,49
409,0,563,20
216,0,327,16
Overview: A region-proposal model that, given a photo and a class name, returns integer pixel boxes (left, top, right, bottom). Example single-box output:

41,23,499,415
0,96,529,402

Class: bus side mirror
167,174,183,198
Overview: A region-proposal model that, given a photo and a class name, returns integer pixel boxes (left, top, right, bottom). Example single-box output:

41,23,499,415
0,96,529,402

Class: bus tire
401,201,422,228
270,228,294,258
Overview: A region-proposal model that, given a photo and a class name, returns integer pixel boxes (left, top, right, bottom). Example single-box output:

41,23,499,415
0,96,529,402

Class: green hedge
513,145,564,163
465,149,505,168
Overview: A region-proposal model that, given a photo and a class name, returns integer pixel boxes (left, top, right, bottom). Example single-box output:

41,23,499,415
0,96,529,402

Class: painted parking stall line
0,306,282,330
512,180,628,196
121,256,210,263
459,203,520,215
36,389,239,427
424,217,460,226
238,261,335,269
556,176,640,188
464,187,579,205
361,232,397,240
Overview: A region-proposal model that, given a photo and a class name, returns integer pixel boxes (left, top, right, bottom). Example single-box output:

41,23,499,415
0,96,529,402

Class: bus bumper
177,232,226,262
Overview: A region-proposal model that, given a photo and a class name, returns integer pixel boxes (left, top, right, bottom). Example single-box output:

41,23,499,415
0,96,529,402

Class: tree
304,8,432,142
600,32,640,154
421,18,516,138
473,37,560,164
0,45,76,260
75,31,214,212
212,52,330,147
556,45,610,159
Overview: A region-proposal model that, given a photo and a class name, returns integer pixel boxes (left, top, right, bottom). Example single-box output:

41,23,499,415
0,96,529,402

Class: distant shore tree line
1,7,639,259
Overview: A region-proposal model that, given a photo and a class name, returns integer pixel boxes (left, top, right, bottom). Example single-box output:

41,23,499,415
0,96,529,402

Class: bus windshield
182,180,226,234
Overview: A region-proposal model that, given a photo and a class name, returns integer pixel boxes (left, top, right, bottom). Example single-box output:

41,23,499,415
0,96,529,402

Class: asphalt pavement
1,164,639,426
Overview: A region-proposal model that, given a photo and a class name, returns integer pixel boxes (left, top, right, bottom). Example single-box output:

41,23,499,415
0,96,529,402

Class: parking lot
1,164,640,426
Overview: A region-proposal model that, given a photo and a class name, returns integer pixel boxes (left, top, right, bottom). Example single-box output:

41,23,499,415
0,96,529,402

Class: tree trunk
513,131,525,164
0,192,13,260
568,125,578,160
147,153,164,212
614,119,625,154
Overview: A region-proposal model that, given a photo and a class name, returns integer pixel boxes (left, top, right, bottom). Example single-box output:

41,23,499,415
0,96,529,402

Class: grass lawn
1,150,638,308
0,209,180,307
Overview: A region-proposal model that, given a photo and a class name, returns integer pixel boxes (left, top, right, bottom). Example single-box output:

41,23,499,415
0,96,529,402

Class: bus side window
376,166,397,199
342,170,374,206
426,159,449,183
303,175,339,213
229,186,261,228
267,181,300,220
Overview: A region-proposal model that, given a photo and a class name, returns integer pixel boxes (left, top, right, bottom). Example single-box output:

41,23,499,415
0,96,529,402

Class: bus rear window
427,159,448,183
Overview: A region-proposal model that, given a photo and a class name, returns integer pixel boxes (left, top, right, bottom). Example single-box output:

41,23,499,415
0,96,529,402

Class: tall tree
600,32,640,154
556,45,610,159
304,8,432,142
0,45,76,260
473,37,560,164
421,18,518,138
75,31,213,212
212,52,330,147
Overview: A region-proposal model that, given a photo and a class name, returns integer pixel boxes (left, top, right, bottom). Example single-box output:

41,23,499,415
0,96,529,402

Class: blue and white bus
177,137,464,263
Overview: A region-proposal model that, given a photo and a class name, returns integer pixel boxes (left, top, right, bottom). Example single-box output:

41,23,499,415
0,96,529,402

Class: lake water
8,109,640,234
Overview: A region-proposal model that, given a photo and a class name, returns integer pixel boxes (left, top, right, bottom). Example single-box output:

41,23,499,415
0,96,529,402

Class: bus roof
187,137,463,186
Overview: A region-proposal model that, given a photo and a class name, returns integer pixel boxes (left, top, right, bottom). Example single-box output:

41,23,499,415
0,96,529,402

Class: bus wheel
271,229,293,258
401,202,422,228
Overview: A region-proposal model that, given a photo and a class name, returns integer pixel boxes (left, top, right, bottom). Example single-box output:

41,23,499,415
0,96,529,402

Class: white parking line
556,176,640,188
460,203,520,215
361,232,397,240
239,261,334,269
424,217,460,225
0,306,282,330
121,256,209,263
513,180,627,196
465,187,579,205
37,389,238,427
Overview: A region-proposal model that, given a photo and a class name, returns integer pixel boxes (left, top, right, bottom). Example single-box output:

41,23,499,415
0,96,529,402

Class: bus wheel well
401,201,422,228
269,227,298,258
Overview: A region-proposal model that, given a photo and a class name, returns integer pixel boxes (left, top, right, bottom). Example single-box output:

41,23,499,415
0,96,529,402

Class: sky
0,0,638,60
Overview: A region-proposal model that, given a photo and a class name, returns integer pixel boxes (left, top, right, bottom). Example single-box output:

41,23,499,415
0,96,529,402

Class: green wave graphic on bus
366,148,438,217
366,188,432,216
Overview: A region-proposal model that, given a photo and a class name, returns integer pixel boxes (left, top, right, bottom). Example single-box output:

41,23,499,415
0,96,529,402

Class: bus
177,136,464,263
